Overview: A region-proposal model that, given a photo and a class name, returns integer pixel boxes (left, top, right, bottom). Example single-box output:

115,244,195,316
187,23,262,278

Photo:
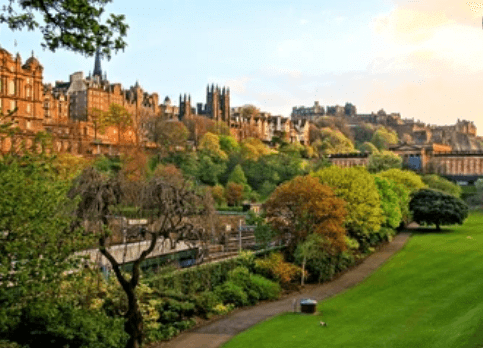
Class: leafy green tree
367,151,402,173
409,189,468,231
312,166,384,249
371,127,398,150
422,174,461,198
197,154,226,185
228,164,248,186
312,127,355,155
199,132,227,160
377,169,426,224
359,141,379,154
246,212,277,251
294,234,324,286
373,176,402,229
0,155,93,330
351,123,376,145
218,135,240,155
0,0,128,57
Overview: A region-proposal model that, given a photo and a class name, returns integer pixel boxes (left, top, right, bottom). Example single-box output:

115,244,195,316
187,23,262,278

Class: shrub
9,301,127,348
255,252,303,287
249,274,282,300
300,251,356,283
194,291,222,318
214,281,249,307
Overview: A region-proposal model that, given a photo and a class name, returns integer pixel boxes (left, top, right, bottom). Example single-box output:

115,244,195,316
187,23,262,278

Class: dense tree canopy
312,166,384,248
373,176,403,229
312,127,355,155
367,151,402,173
371,127,398,150
0,0,128,57
422,174,461,198
264,175,347,253
409,189,468,231
0,155,93,328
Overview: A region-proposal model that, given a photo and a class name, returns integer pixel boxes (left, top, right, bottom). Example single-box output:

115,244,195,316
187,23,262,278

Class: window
8,80,15,95
10,100,16,111
27,104,31,113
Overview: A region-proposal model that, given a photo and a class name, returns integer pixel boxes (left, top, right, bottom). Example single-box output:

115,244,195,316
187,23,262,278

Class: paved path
155,232,411,348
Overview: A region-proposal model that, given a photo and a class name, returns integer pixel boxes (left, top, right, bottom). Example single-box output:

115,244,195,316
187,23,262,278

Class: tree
218,135,240,155
182,115,215,146
69,167,213,348
87,107,105,142
373,176,403,229
422,174,461,198
210,184,225,206
359,141,378,154
100,103,133,145
0,155,93,327
0,0,128,58
409,189,468,231
146,114,189,157
376,169,426,224
263,175,347,254
227,164,248,186
225,182,244,206
294,234,325,286
371,127,398,150
367,151,402,173
312,166,384,248
199,132,227,160
312,127,355,155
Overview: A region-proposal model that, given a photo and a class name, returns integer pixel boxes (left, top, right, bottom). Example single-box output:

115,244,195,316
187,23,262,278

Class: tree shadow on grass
409,226,456,235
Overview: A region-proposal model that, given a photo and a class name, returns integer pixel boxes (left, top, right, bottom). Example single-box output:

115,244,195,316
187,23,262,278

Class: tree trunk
125,287,144,348
436,223,441,231
301,256,306,287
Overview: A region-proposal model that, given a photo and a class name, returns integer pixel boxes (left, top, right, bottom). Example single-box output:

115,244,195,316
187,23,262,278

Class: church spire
93,48,102,77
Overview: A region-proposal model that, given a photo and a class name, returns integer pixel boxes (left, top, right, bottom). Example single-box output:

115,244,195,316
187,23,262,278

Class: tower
93,49,102,78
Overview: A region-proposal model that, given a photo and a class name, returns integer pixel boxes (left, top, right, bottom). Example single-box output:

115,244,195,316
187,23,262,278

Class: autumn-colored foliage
255,252,304,287
225,182,244,206
263,175,347,253
211,184,226,205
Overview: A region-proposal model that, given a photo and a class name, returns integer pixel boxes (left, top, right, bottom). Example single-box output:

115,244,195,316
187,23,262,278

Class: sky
1,0,483,135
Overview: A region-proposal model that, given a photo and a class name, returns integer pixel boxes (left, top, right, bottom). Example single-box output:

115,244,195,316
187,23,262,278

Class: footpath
156,232,411,348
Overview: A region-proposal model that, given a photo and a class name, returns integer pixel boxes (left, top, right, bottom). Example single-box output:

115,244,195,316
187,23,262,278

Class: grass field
223,211,483,348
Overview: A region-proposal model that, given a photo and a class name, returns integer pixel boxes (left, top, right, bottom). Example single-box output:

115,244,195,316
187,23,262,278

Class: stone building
0,49,44,142
292,101,325,121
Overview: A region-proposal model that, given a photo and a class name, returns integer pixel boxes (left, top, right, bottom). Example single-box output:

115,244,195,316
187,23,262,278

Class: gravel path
155,232,411,348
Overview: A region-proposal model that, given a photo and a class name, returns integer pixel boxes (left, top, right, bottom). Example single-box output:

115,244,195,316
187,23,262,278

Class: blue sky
1,0,483,135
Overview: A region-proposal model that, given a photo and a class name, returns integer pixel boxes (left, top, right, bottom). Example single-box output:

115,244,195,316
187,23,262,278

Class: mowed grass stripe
223,211,483,348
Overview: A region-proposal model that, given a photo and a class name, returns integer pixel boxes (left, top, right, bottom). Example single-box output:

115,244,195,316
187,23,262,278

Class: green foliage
147,257,242,295
214,281,249,307
8,301,127,348
422,175,461,198
409,189,469,230
194,291,222,319
228,164,248,186
219,135,240,154
351,123,376,145
367,151,402,173
373,176,403,229
0,0,128,58
93,155,122,174
249,274,282,301
312,128,355,155
197,153,227,185
377,169,426,223
359,141,379,154
371,127,398,150
312,166,384,249
199,132,228,160
0,155,94,312
246,212,277,250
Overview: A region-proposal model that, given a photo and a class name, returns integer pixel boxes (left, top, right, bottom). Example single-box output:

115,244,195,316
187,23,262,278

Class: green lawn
223,211,483,348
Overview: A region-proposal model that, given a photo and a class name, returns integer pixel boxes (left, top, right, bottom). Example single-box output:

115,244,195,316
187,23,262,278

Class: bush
9,301,127,348
194,291,222,318
301,251,356,283
249,274,282,300
214,281,249,307
255,252,303,287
